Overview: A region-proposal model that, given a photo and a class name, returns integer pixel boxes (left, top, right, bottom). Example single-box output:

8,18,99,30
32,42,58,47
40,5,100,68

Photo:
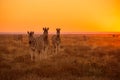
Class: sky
0,0,120,33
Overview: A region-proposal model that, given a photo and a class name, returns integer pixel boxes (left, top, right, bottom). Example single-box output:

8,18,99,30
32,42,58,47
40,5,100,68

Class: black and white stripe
27,27,49,61
52,28,61,53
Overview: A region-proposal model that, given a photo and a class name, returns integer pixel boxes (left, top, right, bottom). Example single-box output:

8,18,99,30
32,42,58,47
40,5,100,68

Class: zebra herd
27,27,61,61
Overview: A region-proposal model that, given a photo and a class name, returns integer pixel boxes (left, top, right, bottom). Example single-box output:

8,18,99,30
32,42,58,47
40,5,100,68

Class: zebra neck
56,34,60,38
44,36,48,40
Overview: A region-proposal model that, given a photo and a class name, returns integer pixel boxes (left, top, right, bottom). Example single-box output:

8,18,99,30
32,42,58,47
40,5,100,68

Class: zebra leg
58,44,61,52
53,46,56,53
31,49,36,61
44,47,47,54
47,46,49,54
45,46,49,54
39,49,44,60
30,50,34,61
55,45,58,54
34,51,38,62
39,51,41,60
43,46,46,54
52,44,55,53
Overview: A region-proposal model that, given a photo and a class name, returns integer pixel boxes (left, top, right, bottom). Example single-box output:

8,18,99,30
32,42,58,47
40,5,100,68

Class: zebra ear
43,28,45,30
27,31,29,34
32,32,34,34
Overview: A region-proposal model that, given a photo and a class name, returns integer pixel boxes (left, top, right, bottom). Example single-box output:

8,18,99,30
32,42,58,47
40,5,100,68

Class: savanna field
0,34,120,80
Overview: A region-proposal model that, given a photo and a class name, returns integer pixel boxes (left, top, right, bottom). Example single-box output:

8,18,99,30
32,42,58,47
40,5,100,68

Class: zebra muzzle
29,41,32,44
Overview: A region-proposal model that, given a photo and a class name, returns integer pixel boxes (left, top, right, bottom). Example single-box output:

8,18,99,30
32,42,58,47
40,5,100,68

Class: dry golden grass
0,34,120,80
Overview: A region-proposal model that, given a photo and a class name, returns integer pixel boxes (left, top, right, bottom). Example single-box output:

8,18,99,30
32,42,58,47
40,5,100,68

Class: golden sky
0,0,120,33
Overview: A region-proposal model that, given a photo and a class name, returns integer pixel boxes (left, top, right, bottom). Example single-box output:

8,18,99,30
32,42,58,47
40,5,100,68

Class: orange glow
0,0,120,33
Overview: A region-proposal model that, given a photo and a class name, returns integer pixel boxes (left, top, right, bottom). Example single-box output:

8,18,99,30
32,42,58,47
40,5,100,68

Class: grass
0,34,120,80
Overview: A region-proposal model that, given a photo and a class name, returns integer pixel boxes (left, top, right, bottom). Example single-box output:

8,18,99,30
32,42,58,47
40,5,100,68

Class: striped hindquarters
29,36,44,52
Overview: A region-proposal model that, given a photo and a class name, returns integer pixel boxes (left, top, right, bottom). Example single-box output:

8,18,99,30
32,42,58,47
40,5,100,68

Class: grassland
0,34,120,80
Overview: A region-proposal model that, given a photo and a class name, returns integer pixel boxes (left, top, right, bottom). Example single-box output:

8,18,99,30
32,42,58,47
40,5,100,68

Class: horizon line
0,32,120,34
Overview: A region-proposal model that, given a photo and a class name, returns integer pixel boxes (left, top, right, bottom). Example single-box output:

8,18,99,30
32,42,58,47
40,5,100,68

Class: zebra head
43,27,49,39
56,28,61,36
27,31,34,44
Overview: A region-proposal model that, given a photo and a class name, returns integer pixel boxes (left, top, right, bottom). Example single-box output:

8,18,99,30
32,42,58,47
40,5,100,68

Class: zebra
42,27,49,54
52,28,61,53
27,27,49,61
